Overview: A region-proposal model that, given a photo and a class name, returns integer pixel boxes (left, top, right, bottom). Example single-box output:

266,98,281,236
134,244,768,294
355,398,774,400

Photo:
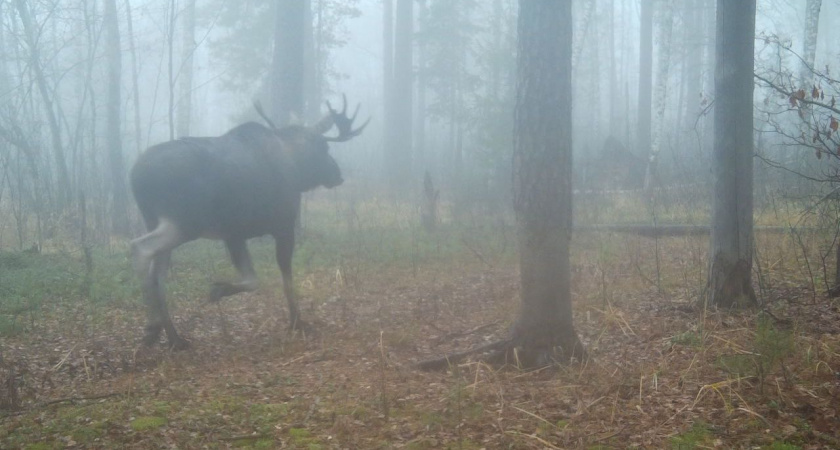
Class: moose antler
322,94,371,143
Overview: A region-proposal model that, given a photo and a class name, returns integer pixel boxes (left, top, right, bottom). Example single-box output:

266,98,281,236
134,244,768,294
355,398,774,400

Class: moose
130,96,368,349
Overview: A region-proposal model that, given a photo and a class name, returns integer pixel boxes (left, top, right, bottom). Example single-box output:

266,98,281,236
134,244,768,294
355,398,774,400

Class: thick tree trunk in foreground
512,0,585,365
271,0,306,125
104,0,130,235
707,0,757,308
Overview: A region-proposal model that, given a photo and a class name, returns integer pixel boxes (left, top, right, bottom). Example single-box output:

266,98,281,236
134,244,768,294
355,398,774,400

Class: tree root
416,336,588,371
416,339,512,371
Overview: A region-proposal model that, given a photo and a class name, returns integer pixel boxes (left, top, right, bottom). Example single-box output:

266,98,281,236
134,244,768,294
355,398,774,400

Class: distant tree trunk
382,0,394,184
571,0,595,69
13,0,70,210
390,0,413,191
304,0,322,124
800,0,821,88
124,0,143,156
512,0,585,365
684,0,703,132
644,0,674,190
702,0,715,154
414,0,427,170
707,0,757,308
608,0,618,132
104,0,129,236
176,0,196,138
271,0,306,125
637,0,653,157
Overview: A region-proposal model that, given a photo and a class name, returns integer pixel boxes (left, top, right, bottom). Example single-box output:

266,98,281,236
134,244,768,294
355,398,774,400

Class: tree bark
800,0,821,88
637,0,653,157
512,0,585,365
414,0,427,171
104,0,130,235
707,0,757,308
271,0,306,125
644,0,674,190
176,0,196,138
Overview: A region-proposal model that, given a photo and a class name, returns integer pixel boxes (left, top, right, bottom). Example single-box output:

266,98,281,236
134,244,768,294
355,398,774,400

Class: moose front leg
209,239,259,302
274,229,306,332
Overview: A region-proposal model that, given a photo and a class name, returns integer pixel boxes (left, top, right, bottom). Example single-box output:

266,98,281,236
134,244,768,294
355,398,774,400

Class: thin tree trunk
392,0,413,190
177,0,196,138
104,0,129,235
13,0,70,209
707,0,757,308
644,0,674,190
415,0,427,171
124,0,142,156
637,0,653,157
512,0,585,365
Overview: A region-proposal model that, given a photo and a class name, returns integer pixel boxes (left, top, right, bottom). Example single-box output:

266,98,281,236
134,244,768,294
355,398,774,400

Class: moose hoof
208,282,230,303
287,319,314,336
167,336,191,351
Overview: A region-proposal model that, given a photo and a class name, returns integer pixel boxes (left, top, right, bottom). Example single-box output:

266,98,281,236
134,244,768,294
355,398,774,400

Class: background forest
1,0,840,448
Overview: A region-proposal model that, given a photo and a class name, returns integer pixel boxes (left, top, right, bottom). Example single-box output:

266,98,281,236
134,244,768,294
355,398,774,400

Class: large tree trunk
176,0,196,138
14,0,70,210
271,0,306,125
512,0,585,365
104,0,129,236
707,0,757,308
637,0,653,158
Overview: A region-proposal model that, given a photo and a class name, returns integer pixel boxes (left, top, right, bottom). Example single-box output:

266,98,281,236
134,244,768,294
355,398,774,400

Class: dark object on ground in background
129,96,369,349
420,171,439,232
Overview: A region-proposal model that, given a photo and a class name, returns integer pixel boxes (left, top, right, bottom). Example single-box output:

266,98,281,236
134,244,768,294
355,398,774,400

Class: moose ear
312,114,334,135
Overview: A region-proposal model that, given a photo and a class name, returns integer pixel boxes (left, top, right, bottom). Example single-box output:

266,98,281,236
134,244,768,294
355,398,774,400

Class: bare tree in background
511,0,585,364
124,0,143,155
13,0,70,210
104,0,129,235
637,0,653,157
800,0,822,87
177,0,196,138
707,0,757,308
271,0,306,124
644,0,674,190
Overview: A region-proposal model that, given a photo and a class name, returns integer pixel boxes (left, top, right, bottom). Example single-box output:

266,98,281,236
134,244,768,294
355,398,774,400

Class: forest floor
1,216,840,449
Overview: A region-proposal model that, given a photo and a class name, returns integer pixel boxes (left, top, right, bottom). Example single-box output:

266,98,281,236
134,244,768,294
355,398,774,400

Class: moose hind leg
209,239,259,302
143,251,189,350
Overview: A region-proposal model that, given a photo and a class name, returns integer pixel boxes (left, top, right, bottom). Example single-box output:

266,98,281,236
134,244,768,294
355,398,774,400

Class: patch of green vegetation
717,353,754,377
71,425,104,443
0,315,24,337
24,443,54,450
671,330,703,347
249,402,290,432
764,443,801,450
130,416,167,431
287,427,323,448
753,315,795,382
670,422,712,449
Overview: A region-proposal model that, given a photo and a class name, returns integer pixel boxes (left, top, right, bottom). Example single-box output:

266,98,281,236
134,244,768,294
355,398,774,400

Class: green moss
130,416,167,431
670,422,712,449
